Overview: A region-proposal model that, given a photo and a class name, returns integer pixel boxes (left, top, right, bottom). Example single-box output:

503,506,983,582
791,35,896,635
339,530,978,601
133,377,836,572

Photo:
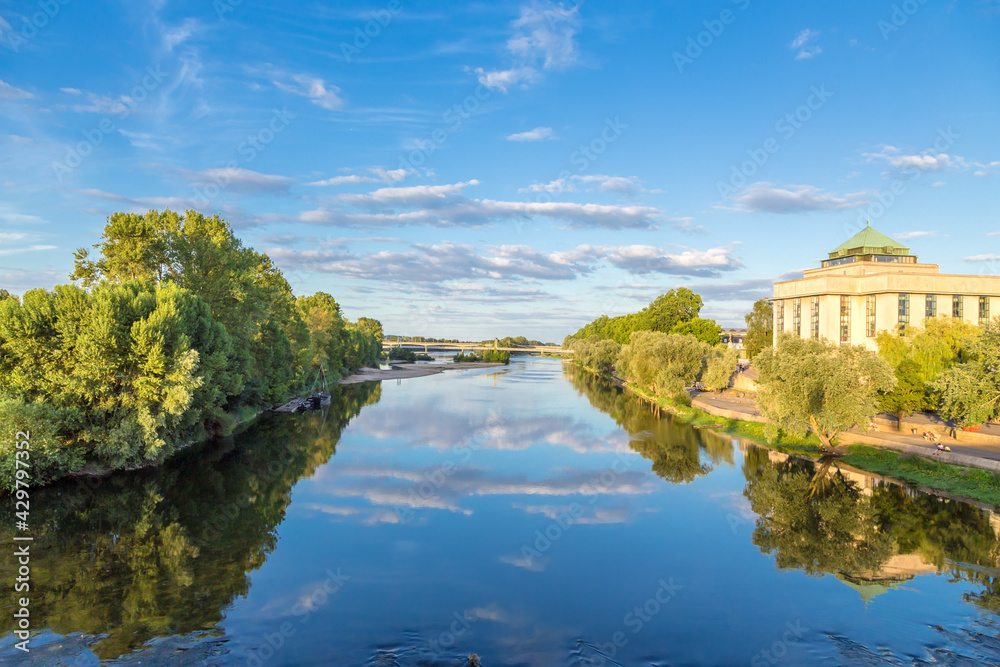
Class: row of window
776,295,992,341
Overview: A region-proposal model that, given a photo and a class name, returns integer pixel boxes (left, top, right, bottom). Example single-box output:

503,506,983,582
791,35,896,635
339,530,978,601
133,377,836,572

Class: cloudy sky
1,1,998,340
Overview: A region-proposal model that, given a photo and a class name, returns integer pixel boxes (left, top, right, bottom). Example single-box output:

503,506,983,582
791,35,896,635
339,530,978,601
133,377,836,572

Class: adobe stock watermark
717,85,834,199
579,578,683,666
673,0,752,73
51,65,167,182
878,0,929,40
340,0,408,62
842,126,958,239
750,620,808,667
2,0,71,53
244,567,350,667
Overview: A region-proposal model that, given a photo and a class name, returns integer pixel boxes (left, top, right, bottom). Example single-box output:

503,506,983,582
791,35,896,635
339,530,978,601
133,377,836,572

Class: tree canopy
0,209,381,490
754,334,897,451
744,298,774,360
567,288,707,345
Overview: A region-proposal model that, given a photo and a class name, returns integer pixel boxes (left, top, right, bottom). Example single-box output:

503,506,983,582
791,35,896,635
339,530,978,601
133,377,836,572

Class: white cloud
507,2,581,69
118,129,160,149
306,167,413,187
672,218,705,234
864,146,973,173
506,126,554,142
473,1,581,92
519,174,650,196
473,66,538,93
185,167,294,194
60,87,82,95
273,72,344,110
0,244,58,257
8,135,34,145
0,80,34,100
268,240,741,283
726,182,868,213
790,29,822,59
70,92,134,115
338,180,480,207
965,254,1000,262
894,231,937,239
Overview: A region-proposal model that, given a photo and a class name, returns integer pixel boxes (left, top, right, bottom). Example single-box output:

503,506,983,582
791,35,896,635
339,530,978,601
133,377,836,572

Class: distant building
720,328,746,351
772,224,1000,351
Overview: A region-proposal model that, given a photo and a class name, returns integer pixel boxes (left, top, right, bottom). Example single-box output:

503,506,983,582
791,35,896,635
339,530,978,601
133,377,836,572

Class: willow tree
754,334,896,452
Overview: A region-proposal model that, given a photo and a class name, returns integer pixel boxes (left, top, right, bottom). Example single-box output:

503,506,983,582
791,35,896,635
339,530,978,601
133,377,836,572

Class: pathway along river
3,357,1000,665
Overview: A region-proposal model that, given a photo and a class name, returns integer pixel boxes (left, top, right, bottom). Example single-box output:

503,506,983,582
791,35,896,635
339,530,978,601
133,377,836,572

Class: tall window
980,296,990,327
953,295,963,320
898,293,909,335
925,294,936,319
776,300,784,335
866,295,876,337
793,298,802,337
840,296,851,343
810,297,820,339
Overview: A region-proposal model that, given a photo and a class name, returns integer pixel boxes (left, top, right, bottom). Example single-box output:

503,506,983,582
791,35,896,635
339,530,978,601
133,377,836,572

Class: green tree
355,316,384,344
567,288,704,345
616,331,708,397
0,289,15,302
754,334,897,452
932,318,1000,427
878,359,929,430
876,316,979,382
744,298,774,360
670,316,721,345
702,345,739,393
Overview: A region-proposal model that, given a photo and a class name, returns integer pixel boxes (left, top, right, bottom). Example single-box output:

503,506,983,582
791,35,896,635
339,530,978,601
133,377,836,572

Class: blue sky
1,0,999,341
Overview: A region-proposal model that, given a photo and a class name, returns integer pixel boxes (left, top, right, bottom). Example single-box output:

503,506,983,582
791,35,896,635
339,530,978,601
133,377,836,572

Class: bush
0,401,86,492
388,347,417,362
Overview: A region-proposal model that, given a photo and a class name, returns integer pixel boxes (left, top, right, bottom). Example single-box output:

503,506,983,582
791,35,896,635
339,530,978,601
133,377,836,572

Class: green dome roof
833,225,910,254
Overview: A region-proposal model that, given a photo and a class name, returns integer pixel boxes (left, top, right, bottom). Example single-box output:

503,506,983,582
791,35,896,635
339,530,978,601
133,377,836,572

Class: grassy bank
572,361,1000,509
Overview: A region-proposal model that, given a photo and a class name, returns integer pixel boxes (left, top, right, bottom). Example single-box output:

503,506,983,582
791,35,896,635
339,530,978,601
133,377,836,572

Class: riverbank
567,361,1000,509
339,362,505,384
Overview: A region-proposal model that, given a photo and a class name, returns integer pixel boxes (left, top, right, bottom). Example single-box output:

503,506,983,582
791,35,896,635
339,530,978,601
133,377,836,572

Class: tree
702,345,739,392
0,289,15,302
754,334,897,452
567,288,704,345
616,331,708,397
671,317,721,345
876,316,979,383
744,299,774,360
932,318,1000,427
878,359,929,430
355,317,384,344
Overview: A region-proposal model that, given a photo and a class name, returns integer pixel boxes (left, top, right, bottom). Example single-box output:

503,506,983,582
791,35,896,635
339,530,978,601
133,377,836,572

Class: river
2,357,1000,665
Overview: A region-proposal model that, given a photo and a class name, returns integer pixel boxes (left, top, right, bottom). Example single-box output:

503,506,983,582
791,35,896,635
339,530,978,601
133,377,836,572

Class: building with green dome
772,224,1000,349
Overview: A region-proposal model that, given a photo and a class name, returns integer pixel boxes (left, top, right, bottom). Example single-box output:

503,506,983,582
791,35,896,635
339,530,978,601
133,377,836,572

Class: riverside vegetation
0,210,382,491
565,292,1000,506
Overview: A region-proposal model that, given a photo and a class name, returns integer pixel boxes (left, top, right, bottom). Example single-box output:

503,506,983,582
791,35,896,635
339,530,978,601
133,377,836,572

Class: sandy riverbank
339,362,505,384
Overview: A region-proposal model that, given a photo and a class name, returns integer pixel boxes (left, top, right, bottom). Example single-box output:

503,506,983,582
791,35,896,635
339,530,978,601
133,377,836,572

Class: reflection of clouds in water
308,463,658,520
499,554,547,572
514,503,633,525
352,401,631,454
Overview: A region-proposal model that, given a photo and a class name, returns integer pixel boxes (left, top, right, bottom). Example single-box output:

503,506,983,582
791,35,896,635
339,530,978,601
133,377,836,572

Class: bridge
383,340,570,355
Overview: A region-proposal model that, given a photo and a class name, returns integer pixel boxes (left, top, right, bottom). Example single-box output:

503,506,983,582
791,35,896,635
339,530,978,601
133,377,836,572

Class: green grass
841,445,1000,507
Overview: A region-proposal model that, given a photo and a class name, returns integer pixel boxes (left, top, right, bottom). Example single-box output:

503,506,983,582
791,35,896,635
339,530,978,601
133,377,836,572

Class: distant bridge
383,340,570,355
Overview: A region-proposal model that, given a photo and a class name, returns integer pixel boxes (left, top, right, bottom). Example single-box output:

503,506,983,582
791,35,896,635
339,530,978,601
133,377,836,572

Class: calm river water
3,357,1000,666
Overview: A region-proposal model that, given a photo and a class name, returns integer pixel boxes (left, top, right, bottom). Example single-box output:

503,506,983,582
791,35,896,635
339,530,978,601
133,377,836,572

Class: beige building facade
772,225,1000,351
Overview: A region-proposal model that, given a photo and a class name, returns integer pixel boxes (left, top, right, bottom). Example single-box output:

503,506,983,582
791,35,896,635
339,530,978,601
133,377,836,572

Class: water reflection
2,361,1000,665
741,439,1000,614
564,364,733,482
0,383,380,660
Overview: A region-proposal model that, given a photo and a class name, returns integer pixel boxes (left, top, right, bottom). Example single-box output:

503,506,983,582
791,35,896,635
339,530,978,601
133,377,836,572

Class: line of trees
565,288,722,346
0,209,382,490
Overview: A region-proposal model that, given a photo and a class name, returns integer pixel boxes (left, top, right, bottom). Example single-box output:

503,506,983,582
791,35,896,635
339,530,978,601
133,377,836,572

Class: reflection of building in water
991,512,1000,539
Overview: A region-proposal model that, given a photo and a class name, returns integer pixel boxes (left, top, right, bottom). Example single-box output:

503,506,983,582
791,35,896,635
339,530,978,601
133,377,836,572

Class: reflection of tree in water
563,364,732,484
742,445,1000,613
0,383,380,660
